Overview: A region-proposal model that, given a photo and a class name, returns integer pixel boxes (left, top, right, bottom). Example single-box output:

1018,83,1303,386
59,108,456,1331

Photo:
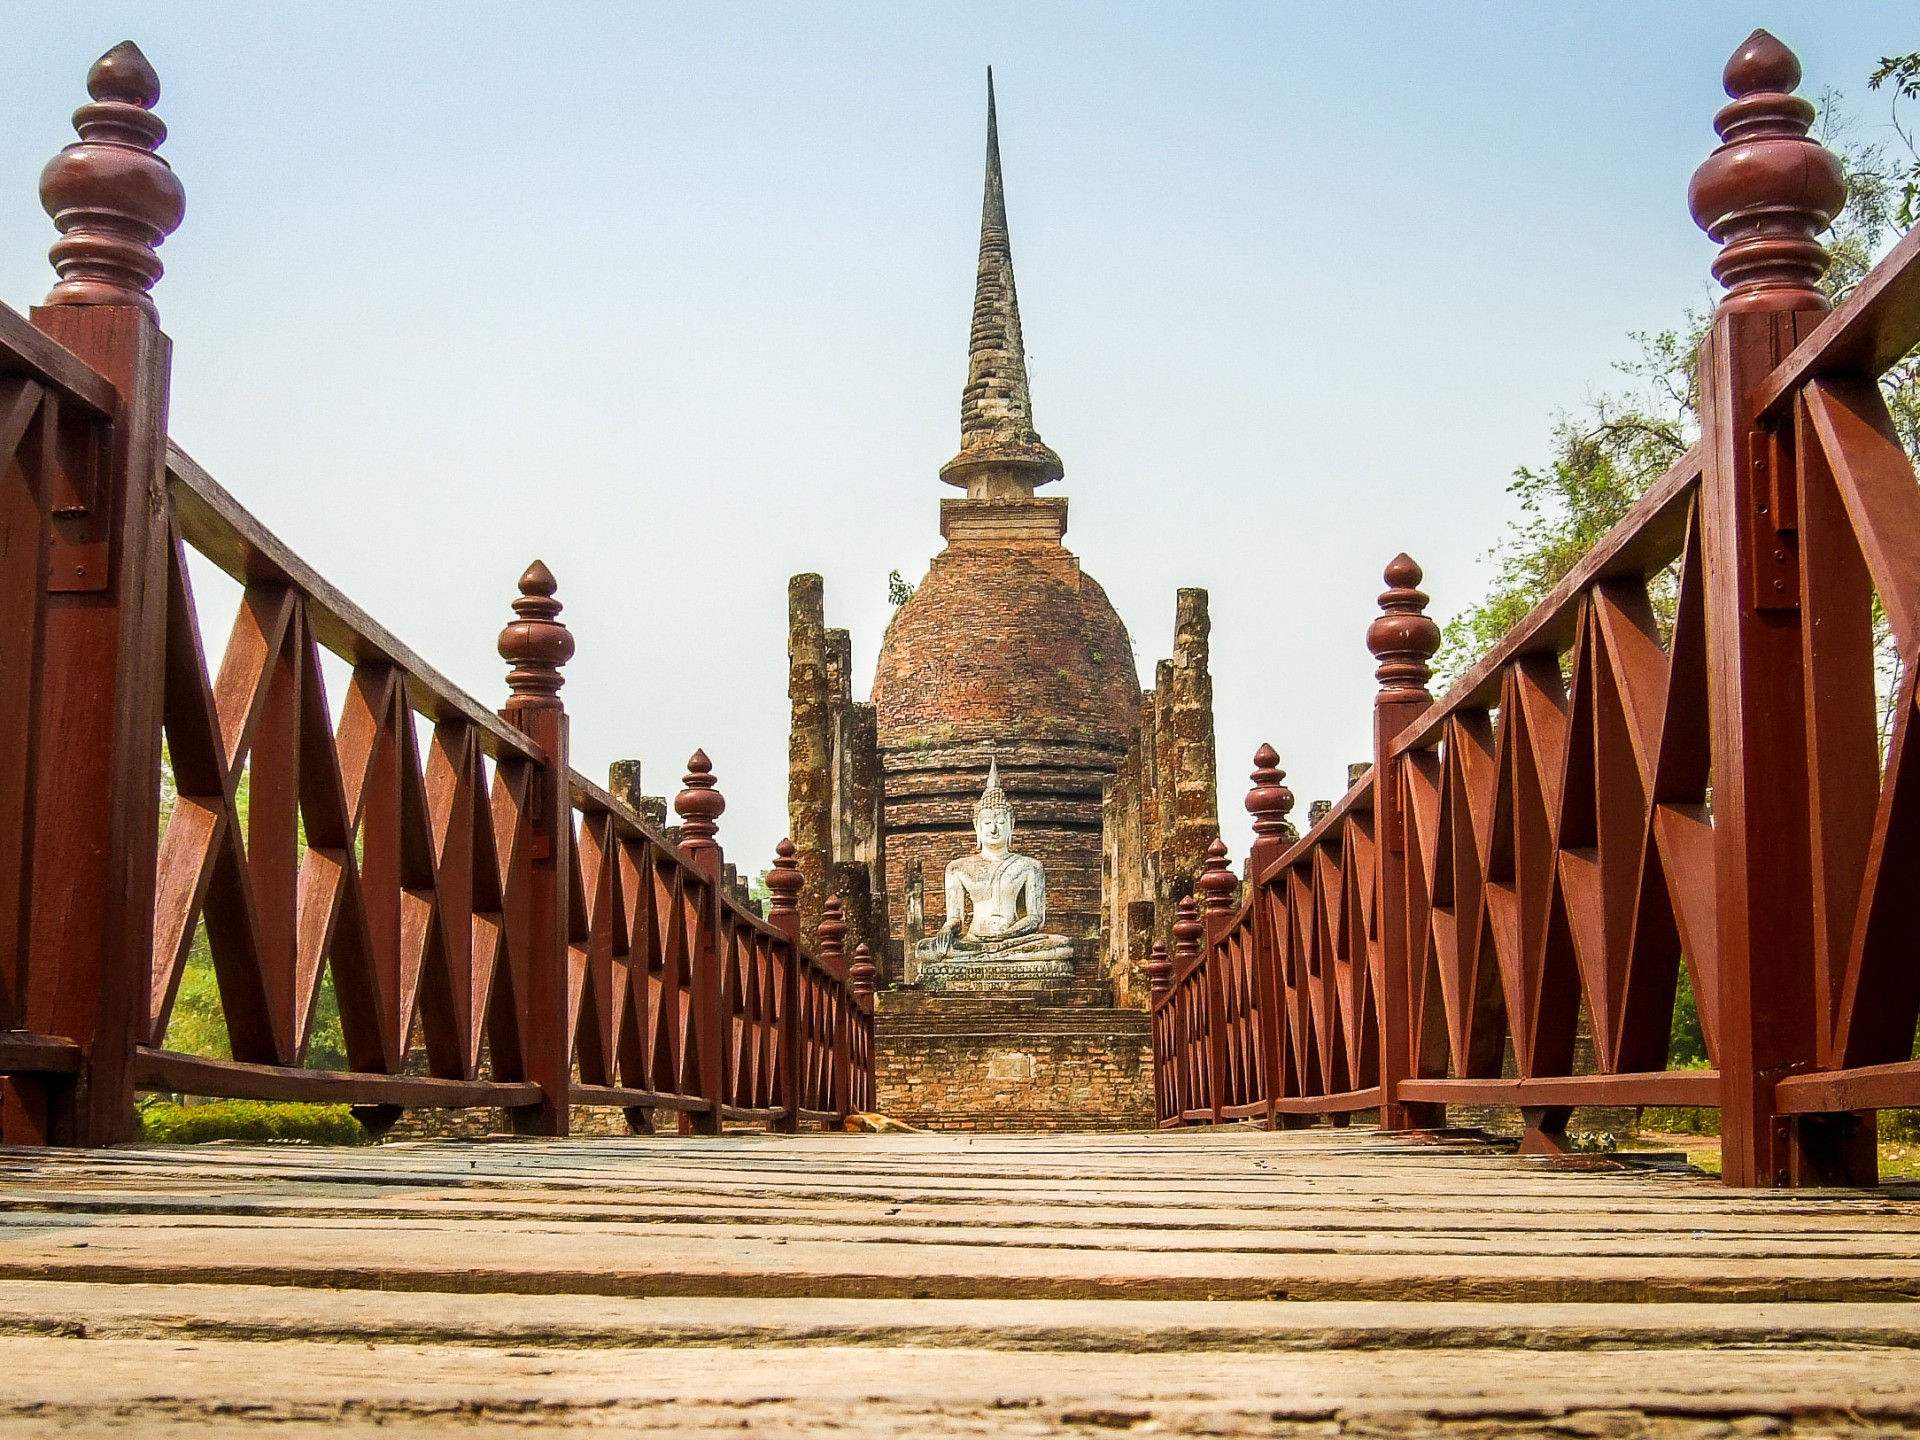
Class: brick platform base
873,987,1152,1131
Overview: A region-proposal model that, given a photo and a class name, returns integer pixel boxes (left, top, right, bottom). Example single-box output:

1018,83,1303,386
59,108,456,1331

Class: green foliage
1667,965,1709,1069
1434,328,1698,678
1641,1105,1720,1136
887,568,916,608
135,1098,374,1145
1869,52,1920,229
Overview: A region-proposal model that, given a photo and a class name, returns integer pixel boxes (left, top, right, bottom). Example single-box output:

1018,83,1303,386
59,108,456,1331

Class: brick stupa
872,71,1141,985
782,74,1226,1128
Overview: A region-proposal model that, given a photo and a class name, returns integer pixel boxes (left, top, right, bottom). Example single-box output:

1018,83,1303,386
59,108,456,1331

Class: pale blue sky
1,4,1910,869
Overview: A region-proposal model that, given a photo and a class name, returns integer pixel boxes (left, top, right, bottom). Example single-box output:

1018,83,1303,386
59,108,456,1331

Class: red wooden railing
1156,30,1920,1187
0,42,872,1146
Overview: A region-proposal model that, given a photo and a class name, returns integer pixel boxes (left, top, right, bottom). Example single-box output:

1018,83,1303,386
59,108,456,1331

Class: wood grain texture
0,1130,1916,1431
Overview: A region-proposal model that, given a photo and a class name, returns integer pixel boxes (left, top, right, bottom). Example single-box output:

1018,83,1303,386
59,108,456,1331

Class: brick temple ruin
786,76,1235,1130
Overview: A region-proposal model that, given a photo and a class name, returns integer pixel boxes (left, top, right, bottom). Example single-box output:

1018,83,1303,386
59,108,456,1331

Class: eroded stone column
1167,588,1220,903
788,574,833,949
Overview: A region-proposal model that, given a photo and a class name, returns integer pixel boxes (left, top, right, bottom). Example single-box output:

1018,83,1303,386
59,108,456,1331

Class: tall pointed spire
940,69,1064,498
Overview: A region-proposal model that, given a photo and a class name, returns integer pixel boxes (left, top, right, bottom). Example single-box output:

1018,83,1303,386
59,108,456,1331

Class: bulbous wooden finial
1198,837,1237,916
1367,554,1440,701
39,41,186,316
498,560,574,703
1147,940,1173,1000
1688,30,1846,315
1246,743,1295,841
673,750,724,860
766,838,803,920
849,943,877,1001
1172,895,1203,970
818,894,848,962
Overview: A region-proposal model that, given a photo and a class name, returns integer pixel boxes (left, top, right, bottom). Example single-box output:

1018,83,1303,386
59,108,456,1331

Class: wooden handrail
1390,448,1700,754
1753,224,1920,421
1255,766,1373,888
0,304,116,418
167,443,542,764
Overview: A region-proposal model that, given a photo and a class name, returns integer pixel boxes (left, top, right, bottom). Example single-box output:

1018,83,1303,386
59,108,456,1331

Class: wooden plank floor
0,1126,1917,1436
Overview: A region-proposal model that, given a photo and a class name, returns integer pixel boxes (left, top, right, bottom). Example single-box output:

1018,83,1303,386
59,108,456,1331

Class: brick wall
874,989,1152,1131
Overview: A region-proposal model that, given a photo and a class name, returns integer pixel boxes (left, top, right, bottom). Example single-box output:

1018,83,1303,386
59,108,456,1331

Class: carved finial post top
1245,743,1295,839
1198,837,1237,915
1172,894,1204,967
818,894,848,960
766,838,803,919
39,41,185,316
849,943,877,1001
1367,553,1440,701
1688,29,1845,315
673,749,724,861
1723,28,1800,97
498,559,574,703
1147,940,1173,999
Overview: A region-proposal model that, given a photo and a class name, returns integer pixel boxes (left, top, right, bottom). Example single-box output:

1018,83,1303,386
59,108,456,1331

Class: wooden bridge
3,25,1920,1436
0,1129,1916,1433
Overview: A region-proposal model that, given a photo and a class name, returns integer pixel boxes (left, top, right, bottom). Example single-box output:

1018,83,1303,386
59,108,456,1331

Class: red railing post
818,896,850,1126
1198,838,1237,1123
7,44,186,1146
497,561,574,1136
1171,895,1205,1119
849,942,876,1113
1244,746,1295,1129
1367,555,1442,1132
674,751,727,1135
1688,31,1870,1186
767,837,804,1133
1147,940,1174,1122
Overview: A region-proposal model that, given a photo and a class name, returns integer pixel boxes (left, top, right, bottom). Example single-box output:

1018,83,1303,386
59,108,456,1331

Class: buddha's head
973,758,1014,855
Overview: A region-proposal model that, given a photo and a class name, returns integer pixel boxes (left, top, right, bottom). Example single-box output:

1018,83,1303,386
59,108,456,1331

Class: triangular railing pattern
0,42,871,1145
1154,31,1920,1186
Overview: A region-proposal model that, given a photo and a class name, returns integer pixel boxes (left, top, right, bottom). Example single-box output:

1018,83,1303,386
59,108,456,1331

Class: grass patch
1640,1105,1718,1135
136,1098,375,1146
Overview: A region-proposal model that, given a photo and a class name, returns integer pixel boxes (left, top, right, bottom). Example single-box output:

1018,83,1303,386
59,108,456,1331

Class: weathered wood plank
2,1141,1916,1301
2,1335,1919,1428
3,1284,1918,1353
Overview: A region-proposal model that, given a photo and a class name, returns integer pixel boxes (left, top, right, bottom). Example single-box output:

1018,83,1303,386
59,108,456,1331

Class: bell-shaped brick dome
873,536,1139,750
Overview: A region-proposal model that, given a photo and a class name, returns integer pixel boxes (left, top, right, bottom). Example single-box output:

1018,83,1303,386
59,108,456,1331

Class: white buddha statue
914,761,1074,989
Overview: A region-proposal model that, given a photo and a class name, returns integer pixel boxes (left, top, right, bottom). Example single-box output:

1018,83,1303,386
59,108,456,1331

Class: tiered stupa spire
940,69,1064,499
